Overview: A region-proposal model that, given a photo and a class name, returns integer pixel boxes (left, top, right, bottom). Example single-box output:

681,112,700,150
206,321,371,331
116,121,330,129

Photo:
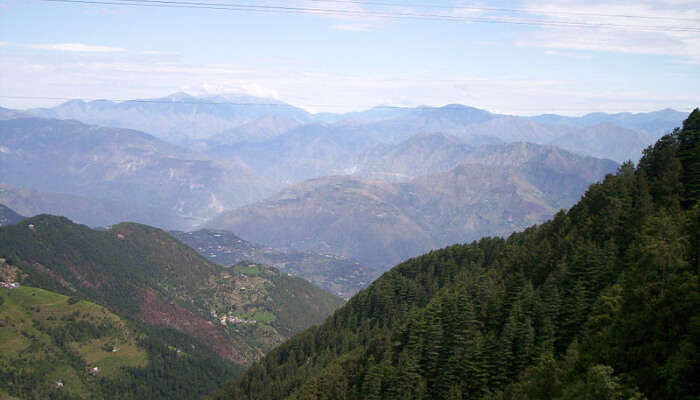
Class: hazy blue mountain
0,203,24,226
202,105,500,184
200,106,668,184
29,92,312,143
312,105,416,124
343,133,474,181
0,116,275,227
206,143,618,270
170,229,378,299
207,115,302,145
207,123,364,185
530,108,685,140
0,106,31,120
459,115,564,144
0,183,193,229
549,122,653,163
25,97,681,171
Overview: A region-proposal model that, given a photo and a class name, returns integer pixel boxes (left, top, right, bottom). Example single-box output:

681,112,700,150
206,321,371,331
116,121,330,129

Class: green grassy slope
0,285,238,399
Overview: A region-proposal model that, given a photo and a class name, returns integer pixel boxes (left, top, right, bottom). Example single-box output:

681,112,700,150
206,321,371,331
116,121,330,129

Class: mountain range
206,142,618,269
0,116,275,228
29,93,312,144
26,94,686,166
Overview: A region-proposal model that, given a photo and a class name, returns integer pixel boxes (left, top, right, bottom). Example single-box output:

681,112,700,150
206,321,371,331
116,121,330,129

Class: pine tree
678,108,700,208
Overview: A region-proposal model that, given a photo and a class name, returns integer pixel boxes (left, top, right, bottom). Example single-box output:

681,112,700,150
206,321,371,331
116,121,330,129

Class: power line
39,0,700,33
306,0,700,23
64,0,700,31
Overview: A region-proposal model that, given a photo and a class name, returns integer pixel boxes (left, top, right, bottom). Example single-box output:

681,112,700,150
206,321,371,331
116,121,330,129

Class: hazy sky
1,0,698,115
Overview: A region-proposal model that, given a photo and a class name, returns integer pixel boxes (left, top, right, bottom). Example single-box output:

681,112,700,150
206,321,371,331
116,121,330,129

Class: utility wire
305,0,700,23
40,0,700,33
71,0,700,31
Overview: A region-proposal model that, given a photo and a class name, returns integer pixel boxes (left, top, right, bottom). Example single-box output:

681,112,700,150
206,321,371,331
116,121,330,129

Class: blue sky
1,0,698,115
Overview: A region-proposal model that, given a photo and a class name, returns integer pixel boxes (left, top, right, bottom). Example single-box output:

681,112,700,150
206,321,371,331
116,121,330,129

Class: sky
0,0,699,115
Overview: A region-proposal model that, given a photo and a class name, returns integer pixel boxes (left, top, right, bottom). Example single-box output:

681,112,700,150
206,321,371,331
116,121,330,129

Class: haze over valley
0,94,686,292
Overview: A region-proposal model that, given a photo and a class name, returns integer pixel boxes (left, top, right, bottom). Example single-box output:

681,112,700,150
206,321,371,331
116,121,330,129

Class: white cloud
517,0,700,63
26,43,126,53
544,50,594,60
296,0,390,31
138,50,180,56
331,23,375,32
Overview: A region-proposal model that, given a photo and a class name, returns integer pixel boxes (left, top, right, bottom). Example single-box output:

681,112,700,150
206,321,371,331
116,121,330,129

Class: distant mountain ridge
29,92,312,143
195,105,680,185
0,182,193,229
206,142,618,270
0,116,275,228
25,95,685,166
530,107,687,139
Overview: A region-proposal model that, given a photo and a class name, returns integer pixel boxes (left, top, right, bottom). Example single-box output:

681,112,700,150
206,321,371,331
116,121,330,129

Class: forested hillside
0,219,343,369
213,109,699,400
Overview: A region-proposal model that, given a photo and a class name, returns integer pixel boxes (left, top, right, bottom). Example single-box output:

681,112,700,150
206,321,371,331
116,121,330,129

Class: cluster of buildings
0,281,19,289
219,315,257,326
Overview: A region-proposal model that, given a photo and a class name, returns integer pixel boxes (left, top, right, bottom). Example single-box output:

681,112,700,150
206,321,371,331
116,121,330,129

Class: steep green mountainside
0,218,343,368
206,143,617,270
213,109,700,400
0,282,238,400
170,229,378,299
0,204,23,227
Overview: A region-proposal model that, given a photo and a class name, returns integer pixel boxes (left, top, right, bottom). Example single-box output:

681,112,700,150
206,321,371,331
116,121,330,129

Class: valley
170,229,378,299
